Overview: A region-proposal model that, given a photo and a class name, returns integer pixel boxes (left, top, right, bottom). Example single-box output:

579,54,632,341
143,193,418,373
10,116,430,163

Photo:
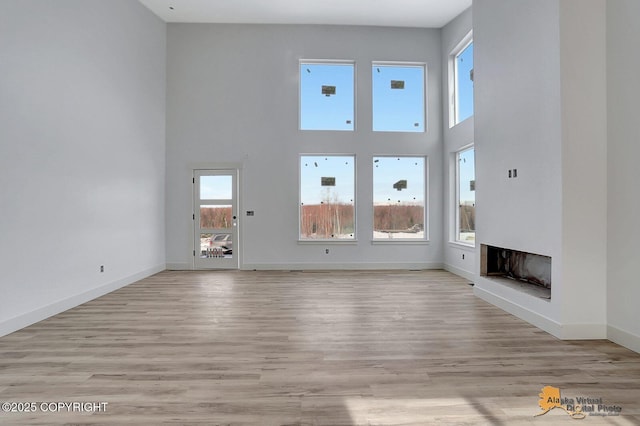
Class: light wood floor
1,270,639,425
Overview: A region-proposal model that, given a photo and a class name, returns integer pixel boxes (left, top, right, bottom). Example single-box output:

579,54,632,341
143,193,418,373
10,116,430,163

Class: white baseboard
166,262,192,270
0,264,165,338
241,262,444,271
557,323,607,340
443,263,476,282
474,285,607,340
608,325,640,354
473,285,563,338
167,261,444,271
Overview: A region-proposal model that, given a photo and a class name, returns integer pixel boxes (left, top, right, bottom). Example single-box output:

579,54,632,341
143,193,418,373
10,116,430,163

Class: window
372,63,425,132
300,61,355,131
450,35,474,126
456,147,475,244
373,156,425,239
300,155,355,239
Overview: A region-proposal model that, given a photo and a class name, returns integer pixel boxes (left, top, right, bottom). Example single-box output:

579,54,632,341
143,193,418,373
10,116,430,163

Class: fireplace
480,244,551,299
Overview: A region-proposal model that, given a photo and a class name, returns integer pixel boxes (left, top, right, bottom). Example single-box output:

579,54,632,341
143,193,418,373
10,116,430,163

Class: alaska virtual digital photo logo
535,386,622,419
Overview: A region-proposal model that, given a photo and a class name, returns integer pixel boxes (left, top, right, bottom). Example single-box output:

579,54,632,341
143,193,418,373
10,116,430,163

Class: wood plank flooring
1,269,639,425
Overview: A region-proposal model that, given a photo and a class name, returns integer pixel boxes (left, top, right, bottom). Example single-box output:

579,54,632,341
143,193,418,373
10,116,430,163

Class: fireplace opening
481,244,551,300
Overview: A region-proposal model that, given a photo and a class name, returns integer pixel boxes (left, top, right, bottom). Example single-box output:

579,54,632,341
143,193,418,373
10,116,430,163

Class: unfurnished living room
1,0,639,424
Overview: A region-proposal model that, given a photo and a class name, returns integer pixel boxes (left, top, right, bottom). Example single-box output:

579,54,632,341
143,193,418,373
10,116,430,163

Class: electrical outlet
100,265,104,273
462,254,465,260
325,248,329,254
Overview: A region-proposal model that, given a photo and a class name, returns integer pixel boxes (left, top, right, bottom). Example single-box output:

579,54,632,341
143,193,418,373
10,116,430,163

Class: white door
193,169,239,269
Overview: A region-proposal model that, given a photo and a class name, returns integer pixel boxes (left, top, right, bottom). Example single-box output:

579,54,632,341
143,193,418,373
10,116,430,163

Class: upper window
372,63,425,132
300,61,355,131
300,155,355,240
373,156,426,239
450,35,474,126
456,146,475,244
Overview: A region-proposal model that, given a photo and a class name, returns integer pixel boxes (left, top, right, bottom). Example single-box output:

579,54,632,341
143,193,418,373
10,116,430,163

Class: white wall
473,0,563,332
559,0,607,336
166,24,444,270
473,0,608,339
0,0,167,336
3,0,632,349
441,7,475,282
607,0,640,353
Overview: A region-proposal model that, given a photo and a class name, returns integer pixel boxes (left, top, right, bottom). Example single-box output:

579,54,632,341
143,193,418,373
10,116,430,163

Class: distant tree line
459,205,475,232
373,205,424,232
301,203,354,238
201,207,232,229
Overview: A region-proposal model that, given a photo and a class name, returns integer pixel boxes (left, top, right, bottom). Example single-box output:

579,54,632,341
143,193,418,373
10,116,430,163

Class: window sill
371,239,430,245
298,239,358,245
448,241,476,250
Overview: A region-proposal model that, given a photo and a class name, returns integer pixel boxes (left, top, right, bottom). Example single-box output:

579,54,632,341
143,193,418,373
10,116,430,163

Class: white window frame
299,59,356,132
448,31,473,128
454,145,475,246
371,155,429,244
371,61,427,133
298,154,357,242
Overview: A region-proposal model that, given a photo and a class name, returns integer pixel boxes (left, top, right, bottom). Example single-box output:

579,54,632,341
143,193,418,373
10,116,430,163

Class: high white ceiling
137,0,472,28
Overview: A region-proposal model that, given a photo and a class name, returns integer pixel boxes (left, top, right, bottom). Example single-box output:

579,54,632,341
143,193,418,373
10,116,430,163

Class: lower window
300,155,355,239
373,156,426,239
456,147,475,244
